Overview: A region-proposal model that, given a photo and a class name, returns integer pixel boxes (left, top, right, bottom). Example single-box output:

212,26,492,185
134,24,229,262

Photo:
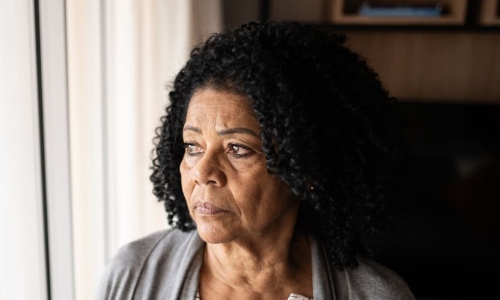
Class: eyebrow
183,126,259,137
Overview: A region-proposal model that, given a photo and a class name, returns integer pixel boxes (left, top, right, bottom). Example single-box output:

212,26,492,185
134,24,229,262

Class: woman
98,21,414,299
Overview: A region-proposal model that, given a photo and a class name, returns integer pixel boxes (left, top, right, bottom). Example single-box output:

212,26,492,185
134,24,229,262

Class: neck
202,226,311,294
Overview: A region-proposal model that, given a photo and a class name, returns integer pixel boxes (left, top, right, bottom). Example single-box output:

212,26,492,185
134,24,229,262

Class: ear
305,181,315,192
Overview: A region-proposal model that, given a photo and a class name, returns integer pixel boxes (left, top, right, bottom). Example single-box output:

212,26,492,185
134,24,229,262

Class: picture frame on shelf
478,0,500,25
328,0,467,25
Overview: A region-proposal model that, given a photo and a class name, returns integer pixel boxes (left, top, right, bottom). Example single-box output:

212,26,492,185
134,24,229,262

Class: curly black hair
151,21,408,270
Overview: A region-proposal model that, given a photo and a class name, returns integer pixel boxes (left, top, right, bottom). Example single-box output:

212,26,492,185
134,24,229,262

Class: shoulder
103,228,194,273
110,228,196,263
342,257,415,300
96,229,200,299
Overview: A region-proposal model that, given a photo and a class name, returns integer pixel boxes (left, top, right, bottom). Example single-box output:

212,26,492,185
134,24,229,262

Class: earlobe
305,181,315,192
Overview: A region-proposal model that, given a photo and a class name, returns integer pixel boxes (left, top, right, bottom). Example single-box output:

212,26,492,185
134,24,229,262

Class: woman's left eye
228,143,253,158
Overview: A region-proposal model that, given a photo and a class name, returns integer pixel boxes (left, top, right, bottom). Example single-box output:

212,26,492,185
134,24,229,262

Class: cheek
259,177,293,209
233,173,277,211
180,160,193,199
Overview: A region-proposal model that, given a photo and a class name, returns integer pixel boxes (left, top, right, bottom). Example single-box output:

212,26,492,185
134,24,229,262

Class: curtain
66,1,222,299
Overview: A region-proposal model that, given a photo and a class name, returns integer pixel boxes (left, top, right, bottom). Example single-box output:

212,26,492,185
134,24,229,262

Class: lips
194,201,229,215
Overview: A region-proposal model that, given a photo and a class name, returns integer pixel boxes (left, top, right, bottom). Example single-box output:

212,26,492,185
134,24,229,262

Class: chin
196,222,238,244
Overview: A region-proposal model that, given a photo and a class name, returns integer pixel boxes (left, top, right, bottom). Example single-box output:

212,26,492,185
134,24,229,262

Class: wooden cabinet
341,31,500,103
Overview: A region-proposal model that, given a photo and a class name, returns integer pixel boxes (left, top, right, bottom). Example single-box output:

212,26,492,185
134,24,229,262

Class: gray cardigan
97,229,415,300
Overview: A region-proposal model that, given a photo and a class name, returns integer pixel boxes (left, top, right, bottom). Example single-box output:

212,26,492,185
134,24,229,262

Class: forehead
185,88,260,130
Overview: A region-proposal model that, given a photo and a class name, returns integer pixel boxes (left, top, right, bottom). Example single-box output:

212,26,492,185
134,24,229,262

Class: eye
183,143,204,157
228,143,253,158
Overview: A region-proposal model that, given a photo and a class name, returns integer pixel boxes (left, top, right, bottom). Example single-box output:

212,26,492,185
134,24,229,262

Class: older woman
98,21,414,299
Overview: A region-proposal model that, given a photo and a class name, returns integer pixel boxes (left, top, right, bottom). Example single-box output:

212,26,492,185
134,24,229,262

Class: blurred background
1,0,499,299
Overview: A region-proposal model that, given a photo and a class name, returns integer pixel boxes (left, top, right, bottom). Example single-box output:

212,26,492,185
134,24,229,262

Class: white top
194,290,313,300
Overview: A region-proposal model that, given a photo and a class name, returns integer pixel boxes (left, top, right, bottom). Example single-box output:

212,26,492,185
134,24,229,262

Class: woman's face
180,88,299,244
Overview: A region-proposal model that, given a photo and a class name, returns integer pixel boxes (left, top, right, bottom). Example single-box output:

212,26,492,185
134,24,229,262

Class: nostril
192,168,219,186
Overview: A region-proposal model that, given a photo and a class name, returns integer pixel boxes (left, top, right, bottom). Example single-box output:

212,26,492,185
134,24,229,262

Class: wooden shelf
314,23,500,32
329,0,468,26
338,31,500,104
262,1,500,103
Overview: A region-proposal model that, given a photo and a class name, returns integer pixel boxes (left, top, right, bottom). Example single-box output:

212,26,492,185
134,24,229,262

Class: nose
192,152,227,187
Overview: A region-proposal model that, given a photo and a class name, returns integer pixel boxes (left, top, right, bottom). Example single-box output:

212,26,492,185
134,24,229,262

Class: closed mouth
194,201,229,215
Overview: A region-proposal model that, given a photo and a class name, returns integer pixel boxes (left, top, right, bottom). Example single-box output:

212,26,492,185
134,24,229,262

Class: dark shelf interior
377,101,500,299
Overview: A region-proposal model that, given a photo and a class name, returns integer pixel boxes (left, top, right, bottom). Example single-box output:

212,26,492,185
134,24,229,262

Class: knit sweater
96,229,415,300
